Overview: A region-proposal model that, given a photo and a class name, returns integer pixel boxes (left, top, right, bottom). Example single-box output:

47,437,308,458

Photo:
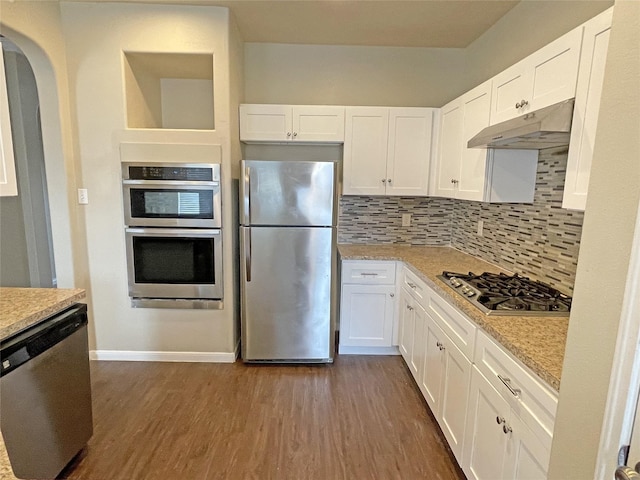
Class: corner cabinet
342,107,435,196
489,27,582,125
239,104,345,143
433,80,538,203
338,261,398,355
563,7,613,211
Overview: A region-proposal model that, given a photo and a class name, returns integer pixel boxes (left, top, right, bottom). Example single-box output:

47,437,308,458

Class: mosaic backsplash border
338,148,584,294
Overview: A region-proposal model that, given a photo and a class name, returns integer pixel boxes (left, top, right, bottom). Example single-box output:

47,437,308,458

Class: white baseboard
90,348,238,363
338,345,401,355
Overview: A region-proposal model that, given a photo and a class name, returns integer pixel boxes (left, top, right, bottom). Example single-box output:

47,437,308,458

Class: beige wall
244,43,466,107
463,0,613,92
548,1,640,478
57,2,237,355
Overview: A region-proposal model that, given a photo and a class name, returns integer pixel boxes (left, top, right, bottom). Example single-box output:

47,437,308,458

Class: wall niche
123,52,214,130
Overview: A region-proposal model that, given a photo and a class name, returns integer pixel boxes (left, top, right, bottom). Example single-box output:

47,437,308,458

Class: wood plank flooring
60,356,465,480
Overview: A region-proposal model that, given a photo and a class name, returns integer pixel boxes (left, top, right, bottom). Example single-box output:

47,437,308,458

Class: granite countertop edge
338,244,567,392
0,288,86,341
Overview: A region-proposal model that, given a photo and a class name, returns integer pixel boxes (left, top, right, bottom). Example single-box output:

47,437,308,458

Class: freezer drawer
240,226,336,362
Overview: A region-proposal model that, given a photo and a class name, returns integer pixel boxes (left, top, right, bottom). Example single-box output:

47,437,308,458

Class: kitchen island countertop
0,287,86,340
338,244,568,392
0,287,86,480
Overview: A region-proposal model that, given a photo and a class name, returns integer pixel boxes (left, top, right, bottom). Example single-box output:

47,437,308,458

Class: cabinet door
457,81,491,202
339,284,395,348
343,107,389,195
292,106,345,143
503,413,551,480
398,288,415,363
563,8,612,211
408,302,427,382
490,60,529,124
434,99,462,198
385,108,433,196
420,316,445,414
439,334,472,462
239,104,291,142
527,27,582,113
463,368,511,480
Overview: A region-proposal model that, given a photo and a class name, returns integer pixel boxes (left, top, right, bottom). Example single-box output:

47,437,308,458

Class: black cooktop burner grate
437,271,572,316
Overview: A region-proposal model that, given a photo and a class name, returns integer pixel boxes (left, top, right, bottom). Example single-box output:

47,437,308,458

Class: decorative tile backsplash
338,148,584,294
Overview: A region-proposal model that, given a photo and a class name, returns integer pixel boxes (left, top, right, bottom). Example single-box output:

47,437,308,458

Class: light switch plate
402,213,412,227
78,188,89,205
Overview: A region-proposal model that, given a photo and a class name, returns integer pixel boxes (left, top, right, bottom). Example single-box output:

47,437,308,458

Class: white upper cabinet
563,7,613,211
343,106,435,196
434,80,538,203
239,104,345,143
0,45,18,197
490,27,583,125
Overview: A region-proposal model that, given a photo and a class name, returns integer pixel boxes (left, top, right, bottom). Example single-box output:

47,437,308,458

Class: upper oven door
122,163,221,228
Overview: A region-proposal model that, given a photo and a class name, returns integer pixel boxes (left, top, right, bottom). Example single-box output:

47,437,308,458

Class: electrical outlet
477,220,484,236
402,213,412,227
78,188,89,205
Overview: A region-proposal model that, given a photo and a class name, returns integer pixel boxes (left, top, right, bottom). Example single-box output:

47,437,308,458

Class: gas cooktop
437,271,572,316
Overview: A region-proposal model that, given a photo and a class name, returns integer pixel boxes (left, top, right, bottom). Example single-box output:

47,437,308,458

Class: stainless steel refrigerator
239,159,338,363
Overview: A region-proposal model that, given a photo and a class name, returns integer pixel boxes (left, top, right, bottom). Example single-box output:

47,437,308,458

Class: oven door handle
245,227,252,282
122,180,219,187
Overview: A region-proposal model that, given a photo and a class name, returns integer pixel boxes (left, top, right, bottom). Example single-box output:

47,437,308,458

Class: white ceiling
66,0,522,48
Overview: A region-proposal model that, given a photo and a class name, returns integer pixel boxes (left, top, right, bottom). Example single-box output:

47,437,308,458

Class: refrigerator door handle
243,166,251,224
245,227,252,282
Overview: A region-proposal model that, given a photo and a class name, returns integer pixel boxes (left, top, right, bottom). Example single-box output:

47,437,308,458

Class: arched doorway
0,36,55,287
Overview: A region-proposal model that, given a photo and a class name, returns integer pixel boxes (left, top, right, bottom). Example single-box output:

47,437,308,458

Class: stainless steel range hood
468,98,575,150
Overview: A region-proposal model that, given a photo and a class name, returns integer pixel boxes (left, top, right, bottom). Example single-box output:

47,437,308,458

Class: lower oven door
125,228,223,300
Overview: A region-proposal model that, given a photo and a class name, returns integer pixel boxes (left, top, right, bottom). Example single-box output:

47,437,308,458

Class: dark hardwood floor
60,355,465,480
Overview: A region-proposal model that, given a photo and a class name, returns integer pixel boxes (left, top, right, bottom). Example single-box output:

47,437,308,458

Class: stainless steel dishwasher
0,304,93,479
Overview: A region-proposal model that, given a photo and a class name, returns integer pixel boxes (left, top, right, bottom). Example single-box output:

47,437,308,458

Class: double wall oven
122,163,223,309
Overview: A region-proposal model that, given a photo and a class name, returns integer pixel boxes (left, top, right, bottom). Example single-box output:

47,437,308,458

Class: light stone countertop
0,287,86,480
0,287,86,340
338,244,568,392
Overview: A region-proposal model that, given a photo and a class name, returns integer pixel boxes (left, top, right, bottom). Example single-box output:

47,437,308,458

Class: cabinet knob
387,179,392,184
382,179,387,184
287,132,292,137
503,424,513,435
515,99,529,109
496,416,506,425
293,132,298,137
407,305,414,311
451,179,459,185
390,293,394,298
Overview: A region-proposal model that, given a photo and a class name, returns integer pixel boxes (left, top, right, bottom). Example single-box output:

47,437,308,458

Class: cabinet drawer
401,266,427,301
474,329,558,450
341,261,396,285
424,288,476,360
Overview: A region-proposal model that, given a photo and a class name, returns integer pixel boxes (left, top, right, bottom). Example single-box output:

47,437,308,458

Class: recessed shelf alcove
123,52,214,130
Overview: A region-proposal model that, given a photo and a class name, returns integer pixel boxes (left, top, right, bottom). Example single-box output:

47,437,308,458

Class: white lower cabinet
339,261,398,355
422,316,472,460
339,261,557,479
464,367,551,480
398,287,427,381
